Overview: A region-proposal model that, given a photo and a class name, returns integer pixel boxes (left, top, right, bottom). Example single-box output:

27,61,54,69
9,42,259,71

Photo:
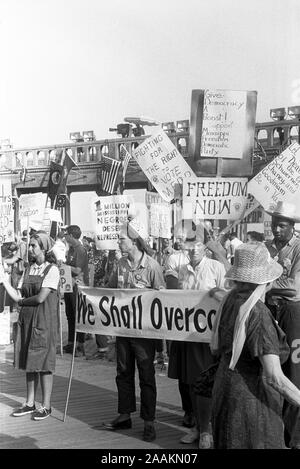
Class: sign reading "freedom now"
76,287,221,343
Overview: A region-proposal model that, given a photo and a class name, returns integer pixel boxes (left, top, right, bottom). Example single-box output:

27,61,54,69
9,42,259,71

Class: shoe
143,425,156,442
63,343,74,354
103,417,132,431
86,350,107,360
199,432,212,449
182,412,195,428
180,427,200,444
32,406,52,421
12,404,36,417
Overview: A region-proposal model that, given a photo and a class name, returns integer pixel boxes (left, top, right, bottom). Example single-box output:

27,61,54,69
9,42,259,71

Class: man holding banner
103,221,165,442
264,201,300,449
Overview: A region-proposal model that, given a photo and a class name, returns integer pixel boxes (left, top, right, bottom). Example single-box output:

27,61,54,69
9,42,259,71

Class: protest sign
93,194,134,250
76,286,220,343
123,188,149,234
248,142,300,211
0,179,14,244
19,192,47,233
133,129,194,202
183,177,248,220
149,204,172,238
59,264,73,293
200,89,248,158
0,306,10,345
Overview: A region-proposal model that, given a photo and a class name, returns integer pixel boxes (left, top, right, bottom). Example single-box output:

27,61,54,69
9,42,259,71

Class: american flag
101,155,121,194
120,144,132,182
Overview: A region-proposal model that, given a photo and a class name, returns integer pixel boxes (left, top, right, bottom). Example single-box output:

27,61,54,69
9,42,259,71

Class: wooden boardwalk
0,341,200,450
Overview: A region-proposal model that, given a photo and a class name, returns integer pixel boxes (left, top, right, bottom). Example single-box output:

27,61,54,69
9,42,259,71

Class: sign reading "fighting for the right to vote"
76,287,221,343
133,129,195,202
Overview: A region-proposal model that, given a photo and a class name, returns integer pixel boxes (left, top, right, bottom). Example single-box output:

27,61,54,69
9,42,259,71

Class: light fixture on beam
82,130,96,142
270,107,286,121
287,106,300,120
176,120,189,132
69,132,84,142
162,122,176,133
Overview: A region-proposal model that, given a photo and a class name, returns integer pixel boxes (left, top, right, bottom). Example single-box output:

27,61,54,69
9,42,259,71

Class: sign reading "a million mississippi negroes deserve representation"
133,129,194,202
93,194,134,250
248,141,300,211
76,287,221,343
183,177,249,220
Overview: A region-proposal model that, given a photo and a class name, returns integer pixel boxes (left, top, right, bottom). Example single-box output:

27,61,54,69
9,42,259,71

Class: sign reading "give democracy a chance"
76,286,221,343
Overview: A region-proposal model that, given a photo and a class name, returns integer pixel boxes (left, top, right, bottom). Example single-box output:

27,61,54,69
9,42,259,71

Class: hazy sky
0,0,299,149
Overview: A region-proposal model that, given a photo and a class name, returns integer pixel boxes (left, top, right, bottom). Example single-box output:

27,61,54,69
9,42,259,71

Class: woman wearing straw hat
0,232,60,421
210,242,300,449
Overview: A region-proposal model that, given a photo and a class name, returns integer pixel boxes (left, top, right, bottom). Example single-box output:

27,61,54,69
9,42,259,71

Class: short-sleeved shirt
266,236,300,302
108,252,165,290
65,241,89,286
18,262,60,290
165,252,226,291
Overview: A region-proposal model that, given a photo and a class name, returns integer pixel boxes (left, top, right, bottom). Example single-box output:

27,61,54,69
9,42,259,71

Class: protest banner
93,194,134,250
248,142,300,211
76,286,220,343
59,264,73,293
183,177,248,220
200,89,248,158
19,192,48,233
133,129,195,202
0,179,14,244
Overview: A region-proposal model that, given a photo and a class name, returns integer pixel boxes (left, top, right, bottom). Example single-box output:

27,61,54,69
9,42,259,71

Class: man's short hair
66,225,82,239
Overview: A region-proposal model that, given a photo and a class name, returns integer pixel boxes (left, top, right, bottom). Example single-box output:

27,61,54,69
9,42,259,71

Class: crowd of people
1,199,300,449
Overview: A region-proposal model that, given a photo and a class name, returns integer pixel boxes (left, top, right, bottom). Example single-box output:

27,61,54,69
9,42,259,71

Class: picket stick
59,301,63,357
63,330,77,422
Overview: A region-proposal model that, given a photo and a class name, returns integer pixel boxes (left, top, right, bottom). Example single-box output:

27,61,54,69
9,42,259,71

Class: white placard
19,193,47,232
93,195,134,250
133,129,194,202
0,179,14,244
183,177,248,220
149,204,172,238
0,307,10,345
201,89,247,158
59,264,73,293
248,142,300,211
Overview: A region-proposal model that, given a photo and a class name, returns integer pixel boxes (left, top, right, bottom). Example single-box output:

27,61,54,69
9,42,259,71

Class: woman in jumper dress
0,232,60,421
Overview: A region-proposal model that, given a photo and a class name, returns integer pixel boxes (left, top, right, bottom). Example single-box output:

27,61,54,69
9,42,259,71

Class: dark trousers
268,299,300,448
116,337,156,421
178,380,193,414
64,291,85,344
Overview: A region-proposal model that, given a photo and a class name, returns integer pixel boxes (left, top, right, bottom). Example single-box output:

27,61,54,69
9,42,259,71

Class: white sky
0,0,299,149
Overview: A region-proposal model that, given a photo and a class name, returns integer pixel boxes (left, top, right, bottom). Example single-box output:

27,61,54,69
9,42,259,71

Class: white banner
183,177,248,220
248,142,300,211
76,286,220,343
19,192,47,232
133,129,194,202
93,194,134,250
0,179,14,244
201,89,247,159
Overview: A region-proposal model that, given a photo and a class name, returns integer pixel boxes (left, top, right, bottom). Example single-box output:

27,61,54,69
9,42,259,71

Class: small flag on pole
101,156,121,194
120,144,132,183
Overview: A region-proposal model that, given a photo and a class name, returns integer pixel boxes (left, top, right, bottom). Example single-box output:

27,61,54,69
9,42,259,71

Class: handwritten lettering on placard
201,89,247,158
248,142,300,211
0,180,14,244
183,177,248,220
93,195,134,250
133,129,194,202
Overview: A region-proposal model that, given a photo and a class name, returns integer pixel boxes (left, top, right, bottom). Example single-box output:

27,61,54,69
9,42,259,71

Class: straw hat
265,201,300,223
225,243,283,284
